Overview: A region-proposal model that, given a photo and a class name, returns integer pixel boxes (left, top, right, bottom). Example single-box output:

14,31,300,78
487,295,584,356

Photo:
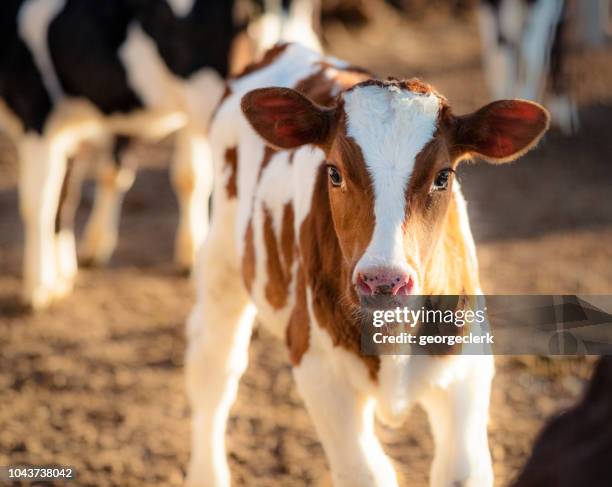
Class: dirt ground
1,4,611,487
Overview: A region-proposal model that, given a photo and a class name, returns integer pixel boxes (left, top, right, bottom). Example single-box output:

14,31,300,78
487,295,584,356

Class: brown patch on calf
345,77,443,99
224,146,238,198
286,266,310,365
258,145,277,181
325,116,376,278
280,202,295,272
294,63,371,108
242,220,256,292
262,203,294,309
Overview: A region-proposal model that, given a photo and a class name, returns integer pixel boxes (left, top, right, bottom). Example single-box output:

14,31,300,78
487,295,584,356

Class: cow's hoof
79,235,115,268
23,285,55,312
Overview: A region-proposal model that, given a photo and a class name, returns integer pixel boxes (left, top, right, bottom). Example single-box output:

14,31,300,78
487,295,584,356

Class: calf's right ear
241,87,335,150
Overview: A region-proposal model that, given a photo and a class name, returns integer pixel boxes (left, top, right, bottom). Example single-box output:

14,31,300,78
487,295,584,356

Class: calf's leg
185,227,255,487
293,348,399,487
420,356,494,487
518,0,565,101
477,0,519,99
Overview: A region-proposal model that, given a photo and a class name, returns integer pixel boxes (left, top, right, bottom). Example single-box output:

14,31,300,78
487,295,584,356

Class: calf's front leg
185,237,256,487
293,347,399,487
420,355,494,487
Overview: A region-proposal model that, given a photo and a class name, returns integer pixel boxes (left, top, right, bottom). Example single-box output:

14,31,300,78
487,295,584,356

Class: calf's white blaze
344,84,440,283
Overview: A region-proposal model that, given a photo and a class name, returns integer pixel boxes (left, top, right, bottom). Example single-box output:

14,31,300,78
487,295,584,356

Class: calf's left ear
241,87,335,150
452,99,550,163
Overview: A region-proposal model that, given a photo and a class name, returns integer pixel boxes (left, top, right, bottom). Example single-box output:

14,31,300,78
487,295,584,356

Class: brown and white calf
185,43,549,487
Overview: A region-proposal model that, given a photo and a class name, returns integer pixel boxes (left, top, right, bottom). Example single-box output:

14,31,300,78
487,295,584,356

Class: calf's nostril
356,273,375,295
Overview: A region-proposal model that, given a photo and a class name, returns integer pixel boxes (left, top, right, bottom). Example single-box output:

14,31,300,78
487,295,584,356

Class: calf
0,0,235,309
478,0,577,133
186,43,549,487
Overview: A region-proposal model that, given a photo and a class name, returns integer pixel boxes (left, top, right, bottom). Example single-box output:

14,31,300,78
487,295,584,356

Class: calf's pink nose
355,268,414,296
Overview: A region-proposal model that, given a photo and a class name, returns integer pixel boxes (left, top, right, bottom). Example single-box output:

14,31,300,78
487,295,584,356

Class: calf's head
242,80,548,304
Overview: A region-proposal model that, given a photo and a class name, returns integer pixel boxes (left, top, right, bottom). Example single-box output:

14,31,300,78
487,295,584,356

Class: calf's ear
452,99,550,163
241,87,335,149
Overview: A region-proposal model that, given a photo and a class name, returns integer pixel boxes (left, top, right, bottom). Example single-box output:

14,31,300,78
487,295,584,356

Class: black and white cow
0,0,320,310
478,0,578,134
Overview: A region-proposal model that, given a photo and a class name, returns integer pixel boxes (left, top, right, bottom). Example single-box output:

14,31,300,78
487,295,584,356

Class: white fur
165,0,195,17
520,0,564,100
344,84,440,288
248,0,321,54
120,22,182,110
187,44,494,487
280,0,321,52
19,133,65,309
18,100,106,308
18,0,66,102
477,1,517,99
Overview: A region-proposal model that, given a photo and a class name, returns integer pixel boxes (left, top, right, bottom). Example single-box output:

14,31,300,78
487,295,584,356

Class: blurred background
0,0,611,485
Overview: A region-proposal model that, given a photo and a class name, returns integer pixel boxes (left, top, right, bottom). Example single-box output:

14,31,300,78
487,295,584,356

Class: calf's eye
327,165,343,187
432,168,453,191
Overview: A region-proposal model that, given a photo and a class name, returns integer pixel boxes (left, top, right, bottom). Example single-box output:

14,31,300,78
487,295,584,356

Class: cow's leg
18,134,67,309
477,0,518,99
293,349,398,487
53,154,87,298
518,0,565,101
80,136,135,266
170,126,213,273
185,225,255,487
420,356,494,487
545,5,578,135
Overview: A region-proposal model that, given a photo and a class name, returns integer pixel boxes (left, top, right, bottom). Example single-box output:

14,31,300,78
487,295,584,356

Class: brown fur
258,145,277,181
286,266,310,365
298,166,380,379
262,203,293,309
280,202,295,274
242,221,256,292
294,63,371,108
224,147,238,198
